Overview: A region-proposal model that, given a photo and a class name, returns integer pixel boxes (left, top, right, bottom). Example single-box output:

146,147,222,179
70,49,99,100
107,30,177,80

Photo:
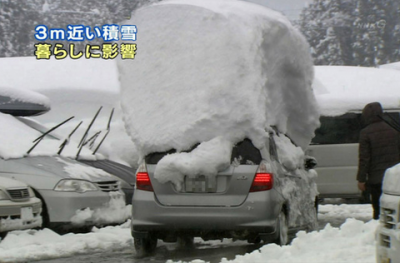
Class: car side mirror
305,156,317,170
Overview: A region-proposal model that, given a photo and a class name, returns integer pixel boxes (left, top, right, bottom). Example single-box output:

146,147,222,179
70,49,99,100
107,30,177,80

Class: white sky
244,0,310,20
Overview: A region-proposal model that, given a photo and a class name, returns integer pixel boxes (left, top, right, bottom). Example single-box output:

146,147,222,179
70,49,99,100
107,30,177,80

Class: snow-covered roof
313,66,400,116
0,57,119,93
380,61,400,71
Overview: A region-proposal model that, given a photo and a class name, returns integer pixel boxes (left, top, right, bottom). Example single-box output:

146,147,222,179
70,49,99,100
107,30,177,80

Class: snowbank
380,61,400,71
314,66,400,116
0,204,376,263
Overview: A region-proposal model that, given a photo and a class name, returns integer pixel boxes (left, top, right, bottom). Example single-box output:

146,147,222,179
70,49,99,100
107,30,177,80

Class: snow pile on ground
314,66,400,116
213,219,378,263
0,221,132,263
0,86,50,108
0,204,376,263
119,0,319,184
71,193,131,226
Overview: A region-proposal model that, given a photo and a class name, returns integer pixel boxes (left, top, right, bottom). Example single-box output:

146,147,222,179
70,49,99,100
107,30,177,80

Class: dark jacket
357,102,400,184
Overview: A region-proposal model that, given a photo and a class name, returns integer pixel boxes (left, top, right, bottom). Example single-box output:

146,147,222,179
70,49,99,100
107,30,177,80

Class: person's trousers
369,183,382,220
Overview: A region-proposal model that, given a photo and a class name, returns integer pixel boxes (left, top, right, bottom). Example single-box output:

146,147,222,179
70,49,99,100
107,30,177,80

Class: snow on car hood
0,176,28,189
118,0,319,184
3,156,116,182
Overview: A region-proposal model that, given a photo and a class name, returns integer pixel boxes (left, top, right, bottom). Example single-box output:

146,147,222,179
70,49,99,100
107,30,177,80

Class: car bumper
0,197,42,232
376,225,400,263
39,189,129,227
132,189,282,240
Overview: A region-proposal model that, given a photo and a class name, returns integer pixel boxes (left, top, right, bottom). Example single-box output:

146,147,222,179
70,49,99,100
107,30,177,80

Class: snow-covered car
0,177,42,240
376,163,400,263
132,131,318,256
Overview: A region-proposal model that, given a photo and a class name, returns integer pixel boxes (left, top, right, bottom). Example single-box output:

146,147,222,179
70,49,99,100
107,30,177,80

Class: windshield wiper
27,116,74,154
76,106,103,160
92,108,114,155
58,121,82,155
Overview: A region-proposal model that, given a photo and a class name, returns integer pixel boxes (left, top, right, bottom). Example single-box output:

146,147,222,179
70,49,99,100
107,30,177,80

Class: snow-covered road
0,202,377,263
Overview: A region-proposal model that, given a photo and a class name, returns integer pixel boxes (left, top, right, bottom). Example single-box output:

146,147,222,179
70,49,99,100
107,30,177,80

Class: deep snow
0,204,377,263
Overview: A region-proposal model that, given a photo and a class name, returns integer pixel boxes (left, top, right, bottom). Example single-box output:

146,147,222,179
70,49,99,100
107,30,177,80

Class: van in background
307,109,400,201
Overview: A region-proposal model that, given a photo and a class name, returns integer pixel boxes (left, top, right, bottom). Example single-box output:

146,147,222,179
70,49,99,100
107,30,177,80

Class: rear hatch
145,139,262,207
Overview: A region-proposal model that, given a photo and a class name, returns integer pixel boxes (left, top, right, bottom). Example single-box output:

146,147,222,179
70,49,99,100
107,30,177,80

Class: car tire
134,236,157,258
275,211,289,246
0,231,7,241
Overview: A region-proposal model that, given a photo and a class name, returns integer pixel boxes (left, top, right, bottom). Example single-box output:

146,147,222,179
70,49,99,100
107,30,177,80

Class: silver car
131,130,318,257
0,156,127,232
0,177,42,240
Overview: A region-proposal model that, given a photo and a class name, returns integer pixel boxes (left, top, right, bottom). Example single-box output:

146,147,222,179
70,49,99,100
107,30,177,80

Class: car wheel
275,211,289,246
134,236,157,258
0,231,7,241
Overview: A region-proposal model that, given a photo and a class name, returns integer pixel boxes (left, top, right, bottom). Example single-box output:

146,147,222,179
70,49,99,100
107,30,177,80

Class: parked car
307,109,400,201
16,116,136,204
0,156,127,232
0,176,42,240
376,163,400,263
131,130,318,257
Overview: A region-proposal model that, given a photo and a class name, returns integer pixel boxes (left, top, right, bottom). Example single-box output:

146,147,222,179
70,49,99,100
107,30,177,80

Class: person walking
357,102,400,220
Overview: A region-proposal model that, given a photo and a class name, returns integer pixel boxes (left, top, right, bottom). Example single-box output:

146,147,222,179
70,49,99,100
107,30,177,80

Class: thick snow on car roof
118,0,320,156
313,66,400,116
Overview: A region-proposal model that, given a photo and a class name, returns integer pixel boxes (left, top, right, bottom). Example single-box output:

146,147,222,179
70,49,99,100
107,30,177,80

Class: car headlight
0,190,9,200
28,187,36,198
54,179,98,193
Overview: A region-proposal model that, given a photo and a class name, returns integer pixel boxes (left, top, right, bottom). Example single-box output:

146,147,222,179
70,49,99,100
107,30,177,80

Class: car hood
0,176,28,189
2,156,117,182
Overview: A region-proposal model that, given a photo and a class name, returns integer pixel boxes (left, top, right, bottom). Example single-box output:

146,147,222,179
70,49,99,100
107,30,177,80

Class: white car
0,177,42,240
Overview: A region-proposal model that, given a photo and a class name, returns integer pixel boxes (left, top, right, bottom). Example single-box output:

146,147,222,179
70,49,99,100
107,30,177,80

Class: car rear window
145,149,176,164
231,139,262,165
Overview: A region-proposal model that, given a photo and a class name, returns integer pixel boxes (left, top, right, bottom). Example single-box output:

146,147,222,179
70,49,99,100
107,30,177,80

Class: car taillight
136,163,153,191
250,162,273,192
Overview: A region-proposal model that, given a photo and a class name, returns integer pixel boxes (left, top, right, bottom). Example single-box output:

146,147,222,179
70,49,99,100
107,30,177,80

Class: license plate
185,175,217,193
21,207,34,221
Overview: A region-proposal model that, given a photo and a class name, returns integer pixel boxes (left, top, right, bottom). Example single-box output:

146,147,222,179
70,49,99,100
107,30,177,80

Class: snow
0,112,97,160
56,157,112,180
0,86,50,108
313,66,400,116
0,56,137,166
70,192,131,226
0,204,377,263
380,61,400,71
155,137,233,191
118,0,320,164
382,163,400,195
0,215,42,233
